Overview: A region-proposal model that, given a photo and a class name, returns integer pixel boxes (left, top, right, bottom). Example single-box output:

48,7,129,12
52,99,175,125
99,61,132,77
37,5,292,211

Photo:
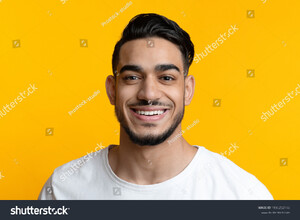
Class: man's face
113,37,187,146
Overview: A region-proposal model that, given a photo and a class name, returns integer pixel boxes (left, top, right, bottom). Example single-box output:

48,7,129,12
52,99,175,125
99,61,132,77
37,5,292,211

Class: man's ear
184,75,195,106
105,75,116,105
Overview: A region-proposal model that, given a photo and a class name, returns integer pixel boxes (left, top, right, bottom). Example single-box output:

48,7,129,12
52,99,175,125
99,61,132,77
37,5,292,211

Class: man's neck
108,127,198,185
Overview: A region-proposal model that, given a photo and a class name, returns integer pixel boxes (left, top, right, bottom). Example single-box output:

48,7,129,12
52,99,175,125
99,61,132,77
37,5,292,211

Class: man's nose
137,76,162,101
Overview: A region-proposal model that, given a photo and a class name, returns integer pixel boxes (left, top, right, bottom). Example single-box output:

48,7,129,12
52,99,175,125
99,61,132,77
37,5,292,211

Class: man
38,13,273,200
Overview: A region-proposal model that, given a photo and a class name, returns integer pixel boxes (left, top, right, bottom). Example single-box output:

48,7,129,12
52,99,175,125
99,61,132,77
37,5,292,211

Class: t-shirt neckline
103,144,202,191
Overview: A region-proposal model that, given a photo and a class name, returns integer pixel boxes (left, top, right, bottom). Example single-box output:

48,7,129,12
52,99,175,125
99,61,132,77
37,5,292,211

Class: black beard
115,105,184,146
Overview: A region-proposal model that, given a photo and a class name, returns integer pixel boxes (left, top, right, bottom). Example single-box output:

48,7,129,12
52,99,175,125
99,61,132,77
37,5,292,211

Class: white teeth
136,110,164,116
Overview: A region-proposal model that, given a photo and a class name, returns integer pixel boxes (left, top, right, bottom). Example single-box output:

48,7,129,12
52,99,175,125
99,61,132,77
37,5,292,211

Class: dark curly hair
112,13,194,77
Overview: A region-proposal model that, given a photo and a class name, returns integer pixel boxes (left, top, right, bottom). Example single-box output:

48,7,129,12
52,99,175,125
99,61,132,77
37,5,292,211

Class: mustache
129,100,172,108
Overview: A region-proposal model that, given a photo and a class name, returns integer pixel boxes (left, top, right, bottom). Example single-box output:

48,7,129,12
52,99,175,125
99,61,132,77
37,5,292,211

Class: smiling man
38,13,273,200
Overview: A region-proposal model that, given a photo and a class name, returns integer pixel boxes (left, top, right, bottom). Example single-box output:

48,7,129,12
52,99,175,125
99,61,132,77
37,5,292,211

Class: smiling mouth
129,107,170,122
131,109,167,116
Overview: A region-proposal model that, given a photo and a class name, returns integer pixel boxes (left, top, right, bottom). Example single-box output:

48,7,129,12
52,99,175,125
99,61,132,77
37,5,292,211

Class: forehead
118,37,183,70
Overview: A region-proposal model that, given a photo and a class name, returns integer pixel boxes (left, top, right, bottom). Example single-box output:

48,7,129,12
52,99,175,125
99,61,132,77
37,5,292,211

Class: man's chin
116,106,185,146
122,126,169,146
122,116,184,146
129,124,163,133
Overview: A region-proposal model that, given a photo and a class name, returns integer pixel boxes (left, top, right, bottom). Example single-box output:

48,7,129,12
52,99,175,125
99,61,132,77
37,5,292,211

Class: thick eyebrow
119,64,181,75
155,64,180,73
119,65,143,74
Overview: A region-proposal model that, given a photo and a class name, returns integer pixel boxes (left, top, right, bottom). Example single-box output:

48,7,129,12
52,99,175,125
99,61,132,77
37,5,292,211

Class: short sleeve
38,173,55,200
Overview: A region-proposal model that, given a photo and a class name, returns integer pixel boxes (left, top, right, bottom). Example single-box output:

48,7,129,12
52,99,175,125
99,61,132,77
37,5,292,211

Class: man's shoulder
198,146,253,178
38,146,110,199
52,147,107,183
197,146,257,180
195,146,273,199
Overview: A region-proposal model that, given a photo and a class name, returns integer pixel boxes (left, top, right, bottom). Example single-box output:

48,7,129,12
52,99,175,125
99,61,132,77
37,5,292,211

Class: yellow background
0,0,299,200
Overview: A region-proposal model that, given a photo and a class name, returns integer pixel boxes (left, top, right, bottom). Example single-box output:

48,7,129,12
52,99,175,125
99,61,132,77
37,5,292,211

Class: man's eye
124,76,139,80
161,76,174,81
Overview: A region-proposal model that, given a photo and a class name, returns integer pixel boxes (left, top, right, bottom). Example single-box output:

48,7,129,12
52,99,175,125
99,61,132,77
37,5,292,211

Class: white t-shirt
38,145,273,200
